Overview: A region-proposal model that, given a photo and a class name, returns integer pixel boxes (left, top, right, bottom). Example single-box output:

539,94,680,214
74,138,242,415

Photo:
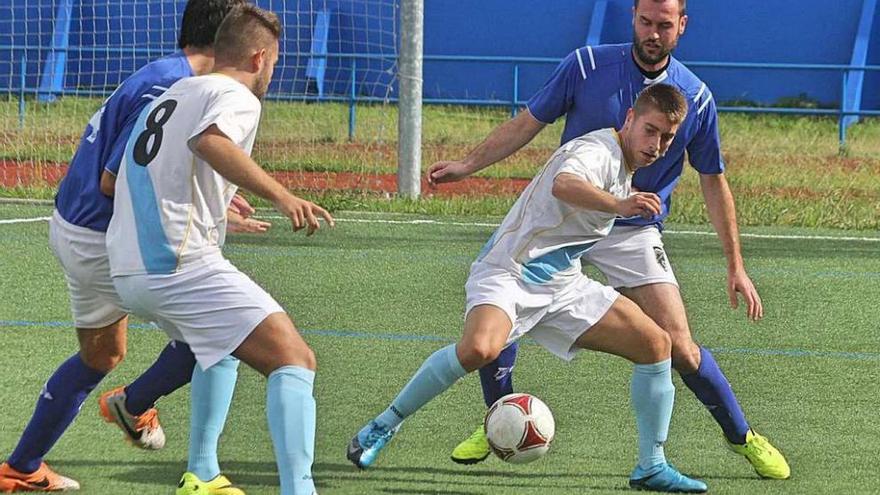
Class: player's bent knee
80,347,125,373
671,341,701,374
294,346,317,371
458,340,502,371
76,320,127,373
638,328,671,364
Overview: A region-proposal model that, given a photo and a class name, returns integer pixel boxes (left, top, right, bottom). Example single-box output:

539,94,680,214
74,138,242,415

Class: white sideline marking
2,214,879,243
669,229,880,243
261,215,880,243
0,216,50,225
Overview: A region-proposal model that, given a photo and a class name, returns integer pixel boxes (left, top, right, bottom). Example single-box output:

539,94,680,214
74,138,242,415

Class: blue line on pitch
1,319,878,362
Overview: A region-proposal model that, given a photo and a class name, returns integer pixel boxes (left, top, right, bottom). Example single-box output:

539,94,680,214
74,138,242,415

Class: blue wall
2,0,878,109
423,0,878,109
0,0,397,98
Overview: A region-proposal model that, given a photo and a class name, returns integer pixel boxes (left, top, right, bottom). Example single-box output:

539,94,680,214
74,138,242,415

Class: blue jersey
527,43,724,228
54,52,193,232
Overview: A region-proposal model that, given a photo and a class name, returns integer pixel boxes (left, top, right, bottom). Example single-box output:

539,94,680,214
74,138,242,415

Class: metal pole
37,0,73,102
348,60,356,141
511,64,520,118
397,0,423,199
839,71,847,150
19,54,26,129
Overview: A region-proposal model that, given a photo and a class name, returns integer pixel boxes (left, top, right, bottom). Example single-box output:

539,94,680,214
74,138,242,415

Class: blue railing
4,44,880,148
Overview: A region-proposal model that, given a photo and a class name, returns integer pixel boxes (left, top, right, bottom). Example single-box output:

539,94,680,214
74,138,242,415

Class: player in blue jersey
427,0,790,480
0,1,254,493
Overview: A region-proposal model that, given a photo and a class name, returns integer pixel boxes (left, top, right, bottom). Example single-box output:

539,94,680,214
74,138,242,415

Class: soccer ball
484,393,555,464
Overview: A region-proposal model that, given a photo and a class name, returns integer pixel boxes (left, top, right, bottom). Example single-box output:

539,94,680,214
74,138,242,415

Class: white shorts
584,225,678,289
112,255,284,369
465,263,619,361
48,210,127,329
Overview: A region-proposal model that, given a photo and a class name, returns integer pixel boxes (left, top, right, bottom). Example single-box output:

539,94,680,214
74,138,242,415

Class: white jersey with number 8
107,74,261,277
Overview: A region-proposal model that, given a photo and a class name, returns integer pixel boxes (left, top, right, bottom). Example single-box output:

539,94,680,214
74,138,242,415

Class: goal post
1,0,424,200
397,0,423,199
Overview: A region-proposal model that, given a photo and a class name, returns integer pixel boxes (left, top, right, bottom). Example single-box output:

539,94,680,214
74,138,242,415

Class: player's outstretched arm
699,172,763,321
552,173,661,219
193,125,335,235
426,109,546,185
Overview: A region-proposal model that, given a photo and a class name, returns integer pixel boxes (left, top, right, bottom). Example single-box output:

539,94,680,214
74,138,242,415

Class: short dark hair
634,0,687,16
177,0,248,49
634,84,688,125
214,4,282,64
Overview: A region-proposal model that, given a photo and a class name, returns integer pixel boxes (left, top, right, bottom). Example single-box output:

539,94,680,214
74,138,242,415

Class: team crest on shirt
653,246,669,272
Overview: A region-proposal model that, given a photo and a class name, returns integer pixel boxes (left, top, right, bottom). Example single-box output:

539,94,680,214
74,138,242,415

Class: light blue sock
631,359,675,471
375,344,467,429
187,356,239,481
267,365,316,495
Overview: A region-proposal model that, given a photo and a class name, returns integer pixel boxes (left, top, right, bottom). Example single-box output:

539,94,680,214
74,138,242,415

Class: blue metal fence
4,44,879,148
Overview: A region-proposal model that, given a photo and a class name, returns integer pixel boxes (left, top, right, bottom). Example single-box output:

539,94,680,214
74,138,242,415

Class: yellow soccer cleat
176,472,245,495
450,425,491,465
727,430,791,480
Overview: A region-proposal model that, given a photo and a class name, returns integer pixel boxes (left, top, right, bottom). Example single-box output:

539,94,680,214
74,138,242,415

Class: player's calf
232,313,318,495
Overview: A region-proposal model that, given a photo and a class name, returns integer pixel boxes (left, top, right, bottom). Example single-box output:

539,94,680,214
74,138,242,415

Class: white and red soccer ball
484,393,555,464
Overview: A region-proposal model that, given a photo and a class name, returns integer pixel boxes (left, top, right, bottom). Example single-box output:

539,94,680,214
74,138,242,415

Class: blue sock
680,346,750,444
631,359,674,471
8,354,105,473
375,344,467,429
267,366,316,495
187,356,239,481
125,340,196,416
478,342,518,407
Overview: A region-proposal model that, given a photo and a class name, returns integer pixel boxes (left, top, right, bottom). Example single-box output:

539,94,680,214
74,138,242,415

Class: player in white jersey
348,85,707,493
107,6,331,494
435,1,788,481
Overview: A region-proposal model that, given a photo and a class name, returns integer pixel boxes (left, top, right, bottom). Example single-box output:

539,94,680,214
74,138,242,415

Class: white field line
2,213,879,243
262,215,880,243
0,216,51,225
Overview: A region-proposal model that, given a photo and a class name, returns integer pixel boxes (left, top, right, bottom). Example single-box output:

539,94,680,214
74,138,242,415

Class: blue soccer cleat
629,463,708,493
346,420,399,469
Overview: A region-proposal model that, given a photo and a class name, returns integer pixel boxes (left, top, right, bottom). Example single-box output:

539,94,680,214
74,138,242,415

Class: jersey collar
628,44,673,86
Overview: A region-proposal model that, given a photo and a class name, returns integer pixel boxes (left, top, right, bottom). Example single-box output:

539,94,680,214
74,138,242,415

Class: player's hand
615,192,661,219
276,194,335,236
229,193,256,218
426,160,472,186
728,268,763,321
227,209,271,234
